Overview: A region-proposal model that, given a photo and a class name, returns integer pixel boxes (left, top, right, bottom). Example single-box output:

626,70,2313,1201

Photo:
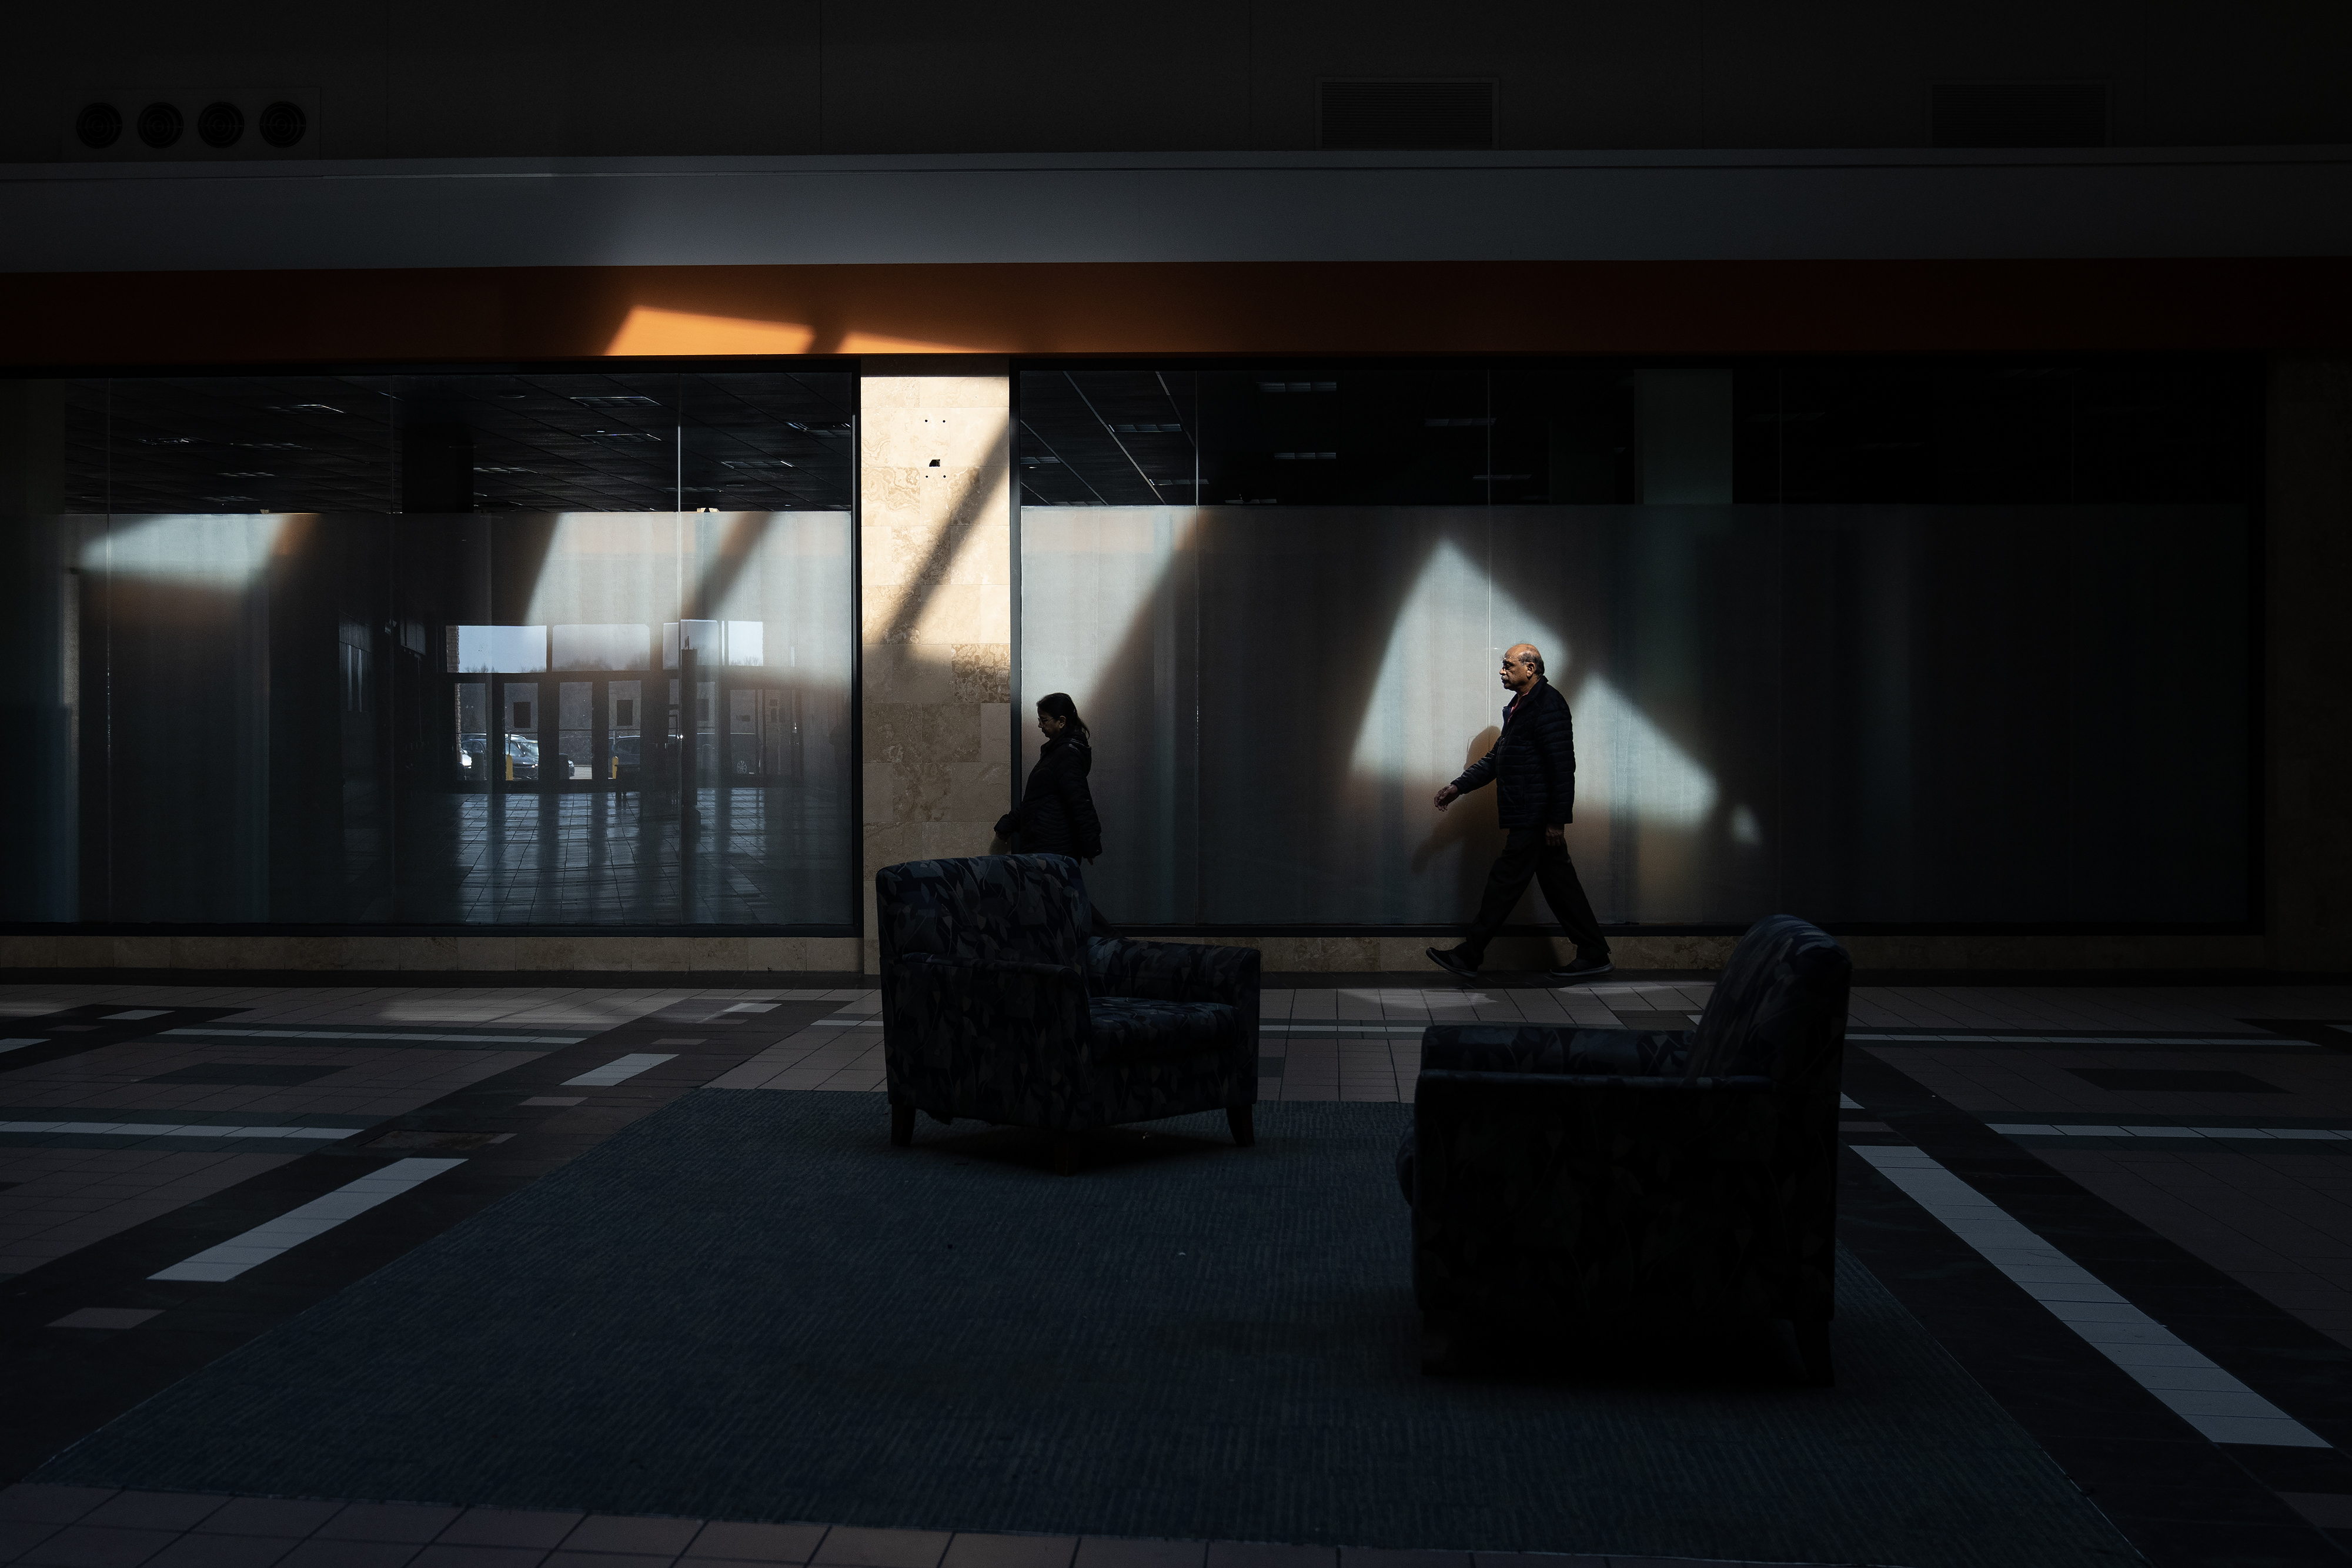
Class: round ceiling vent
198,101,245,148
75,103,122,148
137,101,183,148
258,101,307,148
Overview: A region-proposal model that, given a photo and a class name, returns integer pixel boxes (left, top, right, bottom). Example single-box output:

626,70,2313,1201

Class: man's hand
1433,784,1460,812
1544,823,1565,847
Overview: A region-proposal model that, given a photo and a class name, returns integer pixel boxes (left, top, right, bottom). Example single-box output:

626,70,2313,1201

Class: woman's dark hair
1035,691,1089,741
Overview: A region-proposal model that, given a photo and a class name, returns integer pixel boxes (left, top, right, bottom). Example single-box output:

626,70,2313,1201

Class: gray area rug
41,1092,2137,1567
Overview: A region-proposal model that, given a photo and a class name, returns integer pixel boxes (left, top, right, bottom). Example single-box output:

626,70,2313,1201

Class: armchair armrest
1420,1025,1690,1077
1083,938,1259,1084
1085,937,1258,1008
1415,1069,1773,1092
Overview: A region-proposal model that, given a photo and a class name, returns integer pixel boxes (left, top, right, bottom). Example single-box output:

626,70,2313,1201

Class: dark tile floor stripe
0,1006,256,1078
2244,1020,2352,1055
1840,1049,2352,1567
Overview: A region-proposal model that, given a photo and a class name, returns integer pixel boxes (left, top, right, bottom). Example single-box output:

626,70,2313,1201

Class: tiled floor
0,1483,1762,1568
2041,1146,2352,1349
11,975,2352,1568
0,1149,306,1278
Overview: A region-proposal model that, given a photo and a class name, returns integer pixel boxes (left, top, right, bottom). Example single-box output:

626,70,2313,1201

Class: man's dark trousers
1458,826,1609,966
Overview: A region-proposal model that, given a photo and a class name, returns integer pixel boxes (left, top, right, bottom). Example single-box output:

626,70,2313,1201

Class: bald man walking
1427,643,1613,982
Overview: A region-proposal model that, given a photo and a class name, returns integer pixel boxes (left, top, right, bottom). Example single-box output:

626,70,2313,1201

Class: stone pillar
2266,352,2352,972
859,359,1014,973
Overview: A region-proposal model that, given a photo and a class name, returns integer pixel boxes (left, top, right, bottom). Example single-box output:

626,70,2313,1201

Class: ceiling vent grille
1319,80,1496,151
1932,82,2107,148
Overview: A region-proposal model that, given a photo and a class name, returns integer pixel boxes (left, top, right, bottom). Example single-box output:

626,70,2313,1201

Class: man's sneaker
1426,946,1479,982
1548,955,1614,984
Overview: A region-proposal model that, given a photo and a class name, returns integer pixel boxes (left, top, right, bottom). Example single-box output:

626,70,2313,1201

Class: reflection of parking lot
406,787,850,925
458,732,542,781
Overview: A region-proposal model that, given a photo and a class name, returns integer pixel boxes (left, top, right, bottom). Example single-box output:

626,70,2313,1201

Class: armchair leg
1792,1319,1834,1385
890,1104,915,1148
1053,1133,1081,1177
1227,1104,1255,1147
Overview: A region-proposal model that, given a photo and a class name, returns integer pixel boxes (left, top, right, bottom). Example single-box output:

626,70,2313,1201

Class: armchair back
1407,913,1851,1336
1683,912,1852,1091
875,854,1091,972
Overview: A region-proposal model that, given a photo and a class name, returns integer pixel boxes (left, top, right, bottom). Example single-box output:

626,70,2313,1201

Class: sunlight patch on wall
79,513,291,585
1345,535,1718,827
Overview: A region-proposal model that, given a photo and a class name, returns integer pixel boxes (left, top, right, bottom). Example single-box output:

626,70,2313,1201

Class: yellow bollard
505,753,513,781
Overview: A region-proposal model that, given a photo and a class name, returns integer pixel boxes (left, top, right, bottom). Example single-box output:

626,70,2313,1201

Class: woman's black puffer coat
995,733,1103,859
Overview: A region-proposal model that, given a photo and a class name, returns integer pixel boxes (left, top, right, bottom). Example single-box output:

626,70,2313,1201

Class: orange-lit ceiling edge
3,149,2351,364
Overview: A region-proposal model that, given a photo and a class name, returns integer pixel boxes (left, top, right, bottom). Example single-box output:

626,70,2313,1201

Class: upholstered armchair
1399,914,1850,1379
875,854,1259,1174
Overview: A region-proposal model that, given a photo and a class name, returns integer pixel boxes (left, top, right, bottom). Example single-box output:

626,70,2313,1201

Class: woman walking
994,691,1111,931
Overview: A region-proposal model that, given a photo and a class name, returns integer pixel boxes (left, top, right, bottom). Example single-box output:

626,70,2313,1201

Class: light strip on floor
1990,1124,2352,1142
0,1039,39,1053
162,1027,588,1045
0,1121,360,1140
560,1052,677,1087
148,1158,465,1283
1853,1143,2327,1447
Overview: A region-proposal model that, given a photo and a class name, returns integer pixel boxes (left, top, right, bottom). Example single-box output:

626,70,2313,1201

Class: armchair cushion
1088,997,1240,1064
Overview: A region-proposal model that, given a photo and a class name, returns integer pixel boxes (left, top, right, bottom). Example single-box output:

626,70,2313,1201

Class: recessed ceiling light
473,465,534,473
219,470,275,477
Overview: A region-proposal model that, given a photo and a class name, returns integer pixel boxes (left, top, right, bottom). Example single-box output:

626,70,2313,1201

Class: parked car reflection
458,733,542,781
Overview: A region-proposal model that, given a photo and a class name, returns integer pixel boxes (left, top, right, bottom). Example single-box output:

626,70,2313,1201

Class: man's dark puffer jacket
1449,677,1578,828
995,733,1104,858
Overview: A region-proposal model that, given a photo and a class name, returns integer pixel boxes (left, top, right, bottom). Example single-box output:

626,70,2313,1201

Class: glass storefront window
4,368,857,930
1015,357,2259,931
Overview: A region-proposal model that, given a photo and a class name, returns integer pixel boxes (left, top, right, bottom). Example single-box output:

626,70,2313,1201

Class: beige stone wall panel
951,643,1013,706
858,365,1020,973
